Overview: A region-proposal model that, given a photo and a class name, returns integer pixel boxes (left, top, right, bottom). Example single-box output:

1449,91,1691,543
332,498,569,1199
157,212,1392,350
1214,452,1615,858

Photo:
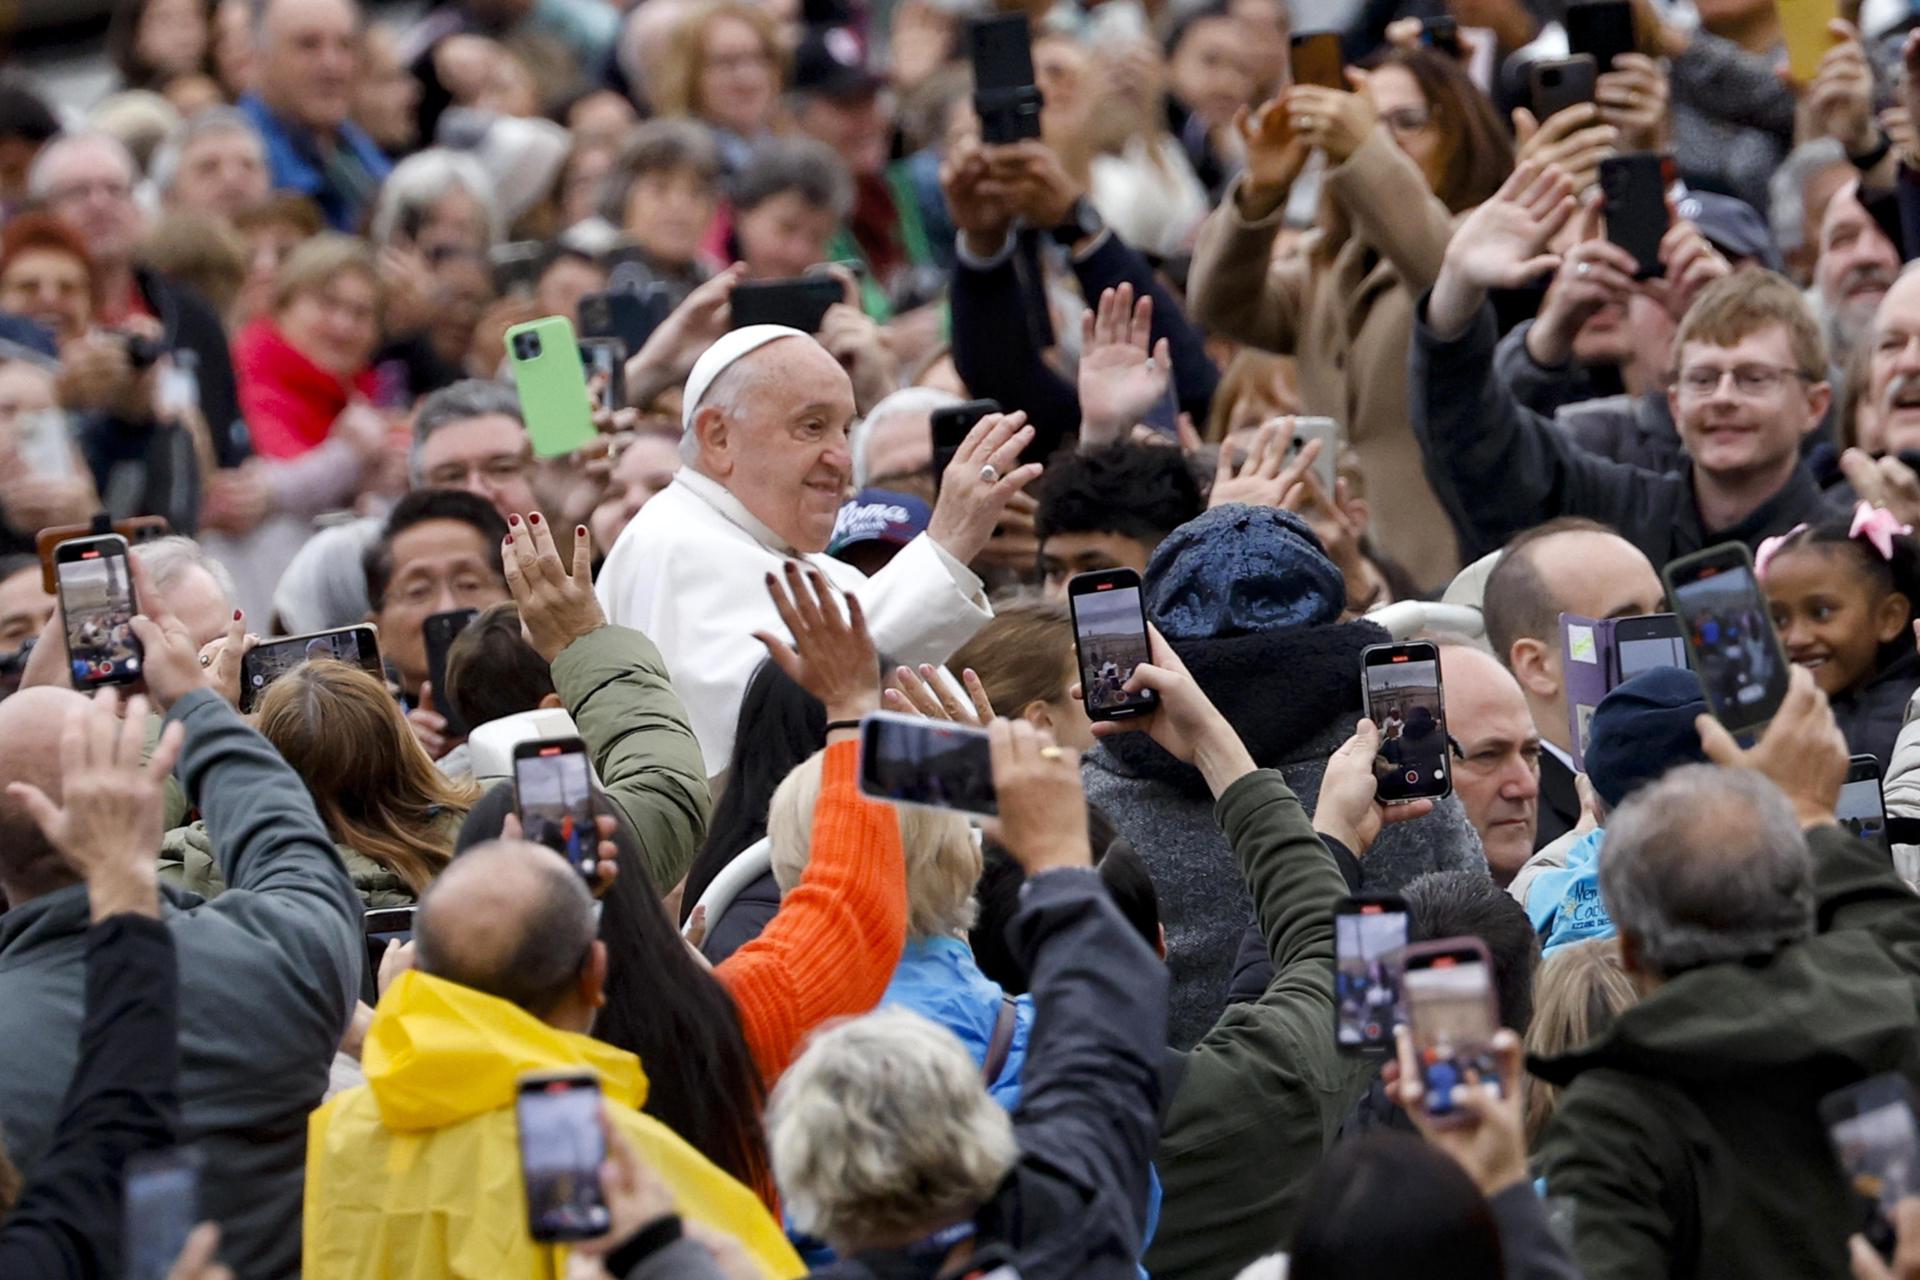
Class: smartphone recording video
1822,1075,1920,1262
516,1072,612,1242
54,535,141,689
1363,641,1450,802
240,626,382,713
858,711,997,817
1334,895,1409,1055
1613,613,1689,681
125,1148,202,1280
578,337,626,413
1403,939,1501,1122
1068,568,1157,722
1840,755,1890,853
1664,543,1790,737
513,737,597,880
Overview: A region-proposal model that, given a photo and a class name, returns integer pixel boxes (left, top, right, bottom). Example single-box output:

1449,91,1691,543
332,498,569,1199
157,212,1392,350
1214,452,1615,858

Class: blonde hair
270,232,382,315
950,597,1074,717
651,1,784,122
1522,937,1639,1145
768,1006,1017,1247
255,660,480,895
767,749,980,939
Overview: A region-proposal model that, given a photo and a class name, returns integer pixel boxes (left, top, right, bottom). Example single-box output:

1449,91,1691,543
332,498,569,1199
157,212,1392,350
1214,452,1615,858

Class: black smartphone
514,736,598,881
1599,151,1670,280
125,1148,203,1280
1529,54,1598,121
728,277,843,333
579,287,670,353
1363,640,1451,803
930,398,999,496
363,905,415,993
424,607,479,738
970,14,1043,144
1068,567,1158,722
1612,612,1690,682
1841,754,1891,854
490,240,548,297
1422,15,1461,52
239,624,382,713
1289,30,1345,89
1821,1075,1920,1263
1565,0,1637,71
54,533,142,689
516,1071,613,1242
578,336,627,412
857,710,997,817
1334,893,1409,1056
1663,542,1791,738
1402,938,1502,1123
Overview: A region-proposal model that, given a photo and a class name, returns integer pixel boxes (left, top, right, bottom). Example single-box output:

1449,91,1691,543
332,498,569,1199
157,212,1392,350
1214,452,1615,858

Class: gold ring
1040,746,1067,760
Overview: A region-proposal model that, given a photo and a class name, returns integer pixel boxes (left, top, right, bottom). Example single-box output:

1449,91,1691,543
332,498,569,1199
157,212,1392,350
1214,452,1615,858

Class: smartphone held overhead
1402,938,1502,1123
859,711,998,816
54,534,142,689
1363,641,1450,802
506,315,599,459
240,625,382,713
514,737,599,881
1663,542,1791,737
1068,568,1158,722
1334,894,1409,1056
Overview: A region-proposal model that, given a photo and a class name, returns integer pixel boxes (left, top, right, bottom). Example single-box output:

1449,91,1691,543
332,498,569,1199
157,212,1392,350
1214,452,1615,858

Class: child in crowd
1758,502,1920,769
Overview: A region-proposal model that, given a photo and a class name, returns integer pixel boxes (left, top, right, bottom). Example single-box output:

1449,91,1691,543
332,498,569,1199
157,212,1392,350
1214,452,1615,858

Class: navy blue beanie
1144,506,1346,640
1584,667,1709,809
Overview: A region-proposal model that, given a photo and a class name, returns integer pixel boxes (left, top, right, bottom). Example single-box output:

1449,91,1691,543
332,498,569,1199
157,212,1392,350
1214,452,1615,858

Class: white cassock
595,467,993,775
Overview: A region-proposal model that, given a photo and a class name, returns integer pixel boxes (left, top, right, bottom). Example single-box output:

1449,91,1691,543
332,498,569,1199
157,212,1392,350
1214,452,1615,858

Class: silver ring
1576,261,1591,277
199,654,212,667
980,463,999,484
1300,114,1317,130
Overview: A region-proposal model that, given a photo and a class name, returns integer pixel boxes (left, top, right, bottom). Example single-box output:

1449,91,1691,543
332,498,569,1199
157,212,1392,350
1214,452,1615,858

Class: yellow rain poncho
304,971,803,1278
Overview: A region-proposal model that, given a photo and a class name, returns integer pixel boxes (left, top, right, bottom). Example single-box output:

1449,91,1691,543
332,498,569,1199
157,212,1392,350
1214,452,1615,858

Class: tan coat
1188,129,1462,590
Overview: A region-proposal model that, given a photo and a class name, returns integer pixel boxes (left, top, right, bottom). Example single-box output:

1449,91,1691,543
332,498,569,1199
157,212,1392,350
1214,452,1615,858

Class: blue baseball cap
828,488,931,558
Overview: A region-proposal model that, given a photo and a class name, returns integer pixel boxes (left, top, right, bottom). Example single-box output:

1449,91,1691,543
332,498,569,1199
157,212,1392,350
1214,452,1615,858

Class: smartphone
1402,937,1501,1123
1068,567,1158,722
1334,893,1409,1056
514,736,598,881
490,240,548,297
1779,0,1837,82
1821,1075,1920,1262
423,607,479,739
36,516,168,594
970,14,1043,145
1289,31,1344,90
54,534,141,690
124,1148,202,1280
728,278,843,333
516,1071,613,1242
1564,0,1636,71
1285,415,1340,497
1362,641,1451,803
1421,14,1461,54
930,398,1000,496
364,906,415,941
1529,54,1598,121
579,287,670,353
857,710,998,817
1598,152,1671,280
506,317,599,459
239,624,382,713
578,336,627,413
1663,542,1791,738
1612,612,1689,682
1841,755,1891,854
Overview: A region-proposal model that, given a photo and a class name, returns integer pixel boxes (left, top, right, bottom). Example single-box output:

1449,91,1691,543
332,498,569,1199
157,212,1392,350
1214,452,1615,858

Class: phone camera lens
514,331,542,360
1543,69,1561,85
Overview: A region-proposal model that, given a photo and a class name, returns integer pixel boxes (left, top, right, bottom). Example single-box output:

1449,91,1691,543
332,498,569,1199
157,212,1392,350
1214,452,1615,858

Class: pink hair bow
1755,525,1806,581
1851,503,1913,562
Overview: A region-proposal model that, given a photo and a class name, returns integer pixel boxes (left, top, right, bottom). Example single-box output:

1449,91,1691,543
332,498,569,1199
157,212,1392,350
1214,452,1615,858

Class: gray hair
26,130,138,200
851,387,960,487
1599,764,1815,979
733,137,854,221
147,107,265,195
369,148,504,249
132,535,237,608
768,1006,1017,1247
598,118,721,227
1769,138,1847,260
410,378,524,482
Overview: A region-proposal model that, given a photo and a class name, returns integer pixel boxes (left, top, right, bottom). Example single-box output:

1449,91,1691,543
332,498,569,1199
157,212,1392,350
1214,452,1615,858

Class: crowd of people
13,0,1920,1273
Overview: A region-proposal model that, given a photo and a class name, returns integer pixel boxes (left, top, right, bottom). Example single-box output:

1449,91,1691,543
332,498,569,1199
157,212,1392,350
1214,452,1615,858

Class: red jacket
233,318,377,460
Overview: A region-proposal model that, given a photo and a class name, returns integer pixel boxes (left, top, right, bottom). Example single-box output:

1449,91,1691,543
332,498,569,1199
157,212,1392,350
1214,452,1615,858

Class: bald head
415,840,602,1026
1437,644,1539,884
0,686,91,902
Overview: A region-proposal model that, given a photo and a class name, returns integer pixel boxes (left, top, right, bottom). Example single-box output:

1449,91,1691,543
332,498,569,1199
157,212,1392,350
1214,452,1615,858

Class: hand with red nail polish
503,510,605,661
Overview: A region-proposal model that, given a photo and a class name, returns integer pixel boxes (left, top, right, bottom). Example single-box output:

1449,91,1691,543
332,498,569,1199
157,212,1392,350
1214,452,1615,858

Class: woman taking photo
1187,47,1511,591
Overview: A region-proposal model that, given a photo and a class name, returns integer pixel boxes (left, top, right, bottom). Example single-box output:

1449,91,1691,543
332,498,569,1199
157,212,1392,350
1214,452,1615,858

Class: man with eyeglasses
1413,166,1840,570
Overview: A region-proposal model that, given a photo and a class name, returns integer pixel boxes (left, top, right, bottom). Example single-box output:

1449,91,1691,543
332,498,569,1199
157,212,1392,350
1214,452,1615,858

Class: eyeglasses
423,455,532,489
1380,106,1432,136
1674,363,1814,399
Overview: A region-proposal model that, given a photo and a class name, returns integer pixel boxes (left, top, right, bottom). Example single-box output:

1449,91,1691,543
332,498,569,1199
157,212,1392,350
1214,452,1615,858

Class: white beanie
681,324,811,431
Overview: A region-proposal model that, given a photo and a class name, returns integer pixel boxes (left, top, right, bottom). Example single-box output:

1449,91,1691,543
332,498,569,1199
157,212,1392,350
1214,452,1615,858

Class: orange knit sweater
717,738,909,1087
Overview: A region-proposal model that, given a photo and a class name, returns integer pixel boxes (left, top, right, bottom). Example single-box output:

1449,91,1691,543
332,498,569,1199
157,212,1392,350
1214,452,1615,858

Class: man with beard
1861,267,1920,459
1811,179,1899,367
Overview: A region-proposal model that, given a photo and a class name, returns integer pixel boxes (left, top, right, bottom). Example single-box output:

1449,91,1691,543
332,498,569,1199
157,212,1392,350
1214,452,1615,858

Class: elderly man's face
258,0,360,134
1439,646,1540,885
38,138,145,268
700,338,857,553
1816,183,1899,357
170,129,270,221
416,412,536,518
372,518,509,692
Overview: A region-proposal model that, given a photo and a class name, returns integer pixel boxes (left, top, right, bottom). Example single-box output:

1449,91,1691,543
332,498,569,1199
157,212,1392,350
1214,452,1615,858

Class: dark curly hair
1033,442,1204,546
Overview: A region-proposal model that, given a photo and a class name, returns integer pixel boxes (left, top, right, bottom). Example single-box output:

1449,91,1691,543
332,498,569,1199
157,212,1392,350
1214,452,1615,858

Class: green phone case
505,315,599,458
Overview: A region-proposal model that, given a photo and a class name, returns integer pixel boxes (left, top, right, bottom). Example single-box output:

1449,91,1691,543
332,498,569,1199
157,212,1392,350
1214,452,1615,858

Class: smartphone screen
1068,569,1158,722
240,626,381,713
1363,642,1451,802
1289,31,1344,89
1613,613,1690,682
930,399,999,495
425,608,479,737
55,536,141,689
1823,1075,1920,1260
579,337,626,412
1840,755,1890,853
858,711,997,816
1665,545,1790,736
1334,896,1408,1055
514,739,597,880
516,1074,612,1242
125,1149,201,1280
1403,943,1501,1120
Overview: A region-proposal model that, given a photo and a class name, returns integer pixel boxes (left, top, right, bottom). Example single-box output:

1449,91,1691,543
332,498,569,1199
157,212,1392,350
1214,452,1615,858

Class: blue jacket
237,95,392,232
1525,828,1617,958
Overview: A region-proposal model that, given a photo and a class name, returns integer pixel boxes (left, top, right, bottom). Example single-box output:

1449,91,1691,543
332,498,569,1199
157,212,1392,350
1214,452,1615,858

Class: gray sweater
0,689,361,1279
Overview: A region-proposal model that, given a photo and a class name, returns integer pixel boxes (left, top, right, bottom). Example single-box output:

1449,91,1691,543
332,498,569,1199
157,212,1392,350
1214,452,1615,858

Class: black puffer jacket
1833,648,1920,774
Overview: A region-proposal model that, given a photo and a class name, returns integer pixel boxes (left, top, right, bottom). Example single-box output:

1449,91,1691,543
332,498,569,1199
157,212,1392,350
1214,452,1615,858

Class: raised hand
940,136,1018,255
1077,284,1172,448
753,562,880,726
1648,218,1731,322
1234,96,1311,216
503,512,605,661
1312,718,1433,854
1387,1025,1530,1196
126,554,217,713
1801,20,1876,154
1596,52,1669,153
625,264,745,411
1525,206,1638,367
987,718,1092,875
1512,102,1617,195
884,662,996,725
1428,163,1578,337
927,410,1045,565
1081,624,1256,795
1286,77,1378,164
1210,419,1318,510
1695,665,1848,828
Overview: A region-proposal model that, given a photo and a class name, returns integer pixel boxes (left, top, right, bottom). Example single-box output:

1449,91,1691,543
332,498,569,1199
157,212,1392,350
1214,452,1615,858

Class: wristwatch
1048,196,1105,247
